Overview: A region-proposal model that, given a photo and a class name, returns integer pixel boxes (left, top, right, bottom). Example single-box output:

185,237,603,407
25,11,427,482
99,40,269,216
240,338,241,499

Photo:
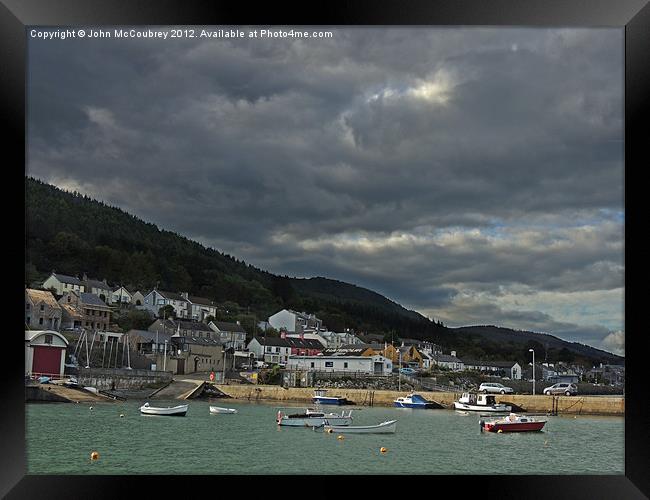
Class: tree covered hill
25,177,623,367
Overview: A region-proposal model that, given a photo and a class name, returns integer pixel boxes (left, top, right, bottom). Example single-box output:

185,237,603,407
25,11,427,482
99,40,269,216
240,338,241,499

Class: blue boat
312,389,354,405
394,393,443,409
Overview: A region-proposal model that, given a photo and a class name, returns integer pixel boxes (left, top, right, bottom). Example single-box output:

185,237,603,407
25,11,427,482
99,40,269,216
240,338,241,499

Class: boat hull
278,416,353,427
312,397,348,405
210,406,237,414
482,421,546,432
325,420,397,434
394,402,438,409
454,402,512,412
140,405,188,416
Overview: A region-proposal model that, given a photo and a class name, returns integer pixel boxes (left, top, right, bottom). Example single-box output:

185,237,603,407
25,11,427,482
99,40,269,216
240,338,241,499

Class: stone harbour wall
215,384,624,416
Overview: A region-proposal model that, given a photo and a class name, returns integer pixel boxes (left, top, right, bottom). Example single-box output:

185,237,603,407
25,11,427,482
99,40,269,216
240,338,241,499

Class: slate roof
189,295,215,306
210,321,246,333
172,336,223,346
250,337,323,349
463,360,518,368
127,329,173,342
80,293,110,308
26,289,61,309
52,273,83,285
158,290,190,302
435,354,463,363
155,319,213,332
85,279,110,289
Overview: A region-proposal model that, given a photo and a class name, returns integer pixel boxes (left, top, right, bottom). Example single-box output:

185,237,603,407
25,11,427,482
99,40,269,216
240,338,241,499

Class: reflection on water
26,399,624,475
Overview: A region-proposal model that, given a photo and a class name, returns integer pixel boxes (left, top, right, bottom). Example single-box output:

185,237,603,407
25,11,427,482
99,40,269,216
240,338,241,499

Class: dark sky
27,27,624,355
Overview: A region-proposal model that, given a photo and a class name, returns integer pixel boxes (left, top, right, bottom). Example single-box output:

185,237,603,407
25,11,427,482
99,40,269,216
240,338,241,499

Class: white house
287,354,392,376
42,272,85,296
111,286,133,304
25,330,69,378
142,290,190,318
268,309,323,334
132,291,146,307
464,360,522,380
247,337,292,365
433,351,465,371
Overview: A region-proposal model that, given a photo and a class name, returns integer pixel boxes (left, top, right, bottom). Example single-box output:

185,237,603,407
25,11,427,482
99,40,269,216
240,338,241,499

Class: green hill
25,176,623,368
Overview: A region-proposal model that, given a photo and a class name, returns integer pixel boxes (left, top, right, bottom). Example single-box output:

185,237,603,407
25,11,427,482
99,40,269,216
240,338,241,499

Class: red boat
480,413,547,433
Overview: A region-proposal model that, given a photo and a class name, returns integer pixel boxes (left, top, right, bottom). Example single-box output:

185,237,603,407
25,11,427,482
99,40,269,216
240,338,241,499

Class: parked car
543,383,578,396
399,367,417,376
479,382,514,394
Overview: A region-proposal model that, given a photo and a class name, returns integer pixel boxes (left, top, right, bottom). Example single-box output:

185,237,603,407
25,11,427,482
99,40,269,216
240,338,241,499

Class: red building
25,330,69,379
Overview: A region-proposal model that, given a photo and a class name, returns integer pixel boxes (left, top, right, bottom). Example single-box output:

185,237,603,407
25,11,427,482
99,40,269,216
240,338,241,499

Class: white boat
277,407,353,427
323,419,397,434
139,402,189,416
394,393,443,409
210,406,238,414
453,392,512,413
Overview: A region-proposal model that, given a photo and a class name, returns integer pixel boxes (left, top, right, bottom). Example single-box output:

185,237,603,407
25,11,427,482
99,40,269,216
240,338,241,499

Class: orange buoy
380,447,388,453
497,429,503,433
337,435,344,440
90,451,100,461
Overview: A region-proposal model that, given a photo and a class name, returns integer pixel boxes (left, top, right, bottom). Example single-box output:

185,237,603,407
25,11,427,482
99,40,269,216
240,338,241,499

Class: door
177,359,185,375
32,346,63,377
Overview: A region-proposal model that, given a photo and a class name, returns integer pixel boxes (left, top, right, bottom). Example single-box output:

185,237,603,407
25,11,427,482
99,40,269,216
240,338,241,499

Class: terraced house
58,291,111,331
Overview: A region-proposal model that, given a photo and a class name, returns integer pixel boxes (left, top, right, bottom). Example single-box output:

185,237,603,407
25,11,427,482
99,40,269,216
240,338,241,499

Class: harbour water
26,400,624,475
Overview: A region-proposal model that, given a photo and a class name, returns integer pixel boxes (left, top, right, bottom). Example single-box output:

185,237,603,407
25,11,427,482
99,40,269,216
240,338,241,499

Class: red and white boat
480,413,547,433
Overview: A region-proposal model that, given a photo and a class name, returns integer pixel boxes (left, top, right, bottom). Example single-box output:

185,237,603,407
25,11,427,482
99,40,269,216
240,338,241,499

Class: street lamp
529,348,535,395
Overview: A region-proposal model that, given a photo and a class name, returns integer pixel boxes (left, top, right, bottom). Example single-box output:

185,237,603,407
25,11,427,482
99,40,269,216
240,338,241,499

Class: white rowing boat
323,419,397,434
139,402,188,416
210,406,238,414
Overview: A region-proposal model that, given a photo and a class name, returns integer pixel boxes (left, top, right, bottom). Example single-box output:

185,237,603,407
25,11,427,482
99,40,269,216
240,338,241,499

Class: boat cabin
459,392,499,406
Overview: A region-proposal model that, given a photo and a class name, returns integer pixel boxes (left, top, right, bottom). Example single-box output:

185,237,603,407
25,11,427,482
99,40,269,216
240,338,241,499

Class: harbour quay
215,384,624,416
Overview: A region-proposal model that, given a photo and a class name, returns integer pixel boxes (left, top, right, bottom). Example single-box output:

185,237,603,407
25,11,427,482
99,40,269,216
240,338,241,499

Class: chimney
451,350,456,357
280,331,286,339
82,273,88,281
300,332,304,340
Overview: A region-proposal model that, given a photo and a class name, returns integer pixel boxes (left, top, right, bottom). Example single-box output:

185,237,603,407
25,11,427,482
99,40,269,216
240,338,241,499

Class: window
44,334,53,344
344,362,348,369
38,318,43,325
40,304,45,311
325,361,333,368
26,303,30,310
310,362,315,368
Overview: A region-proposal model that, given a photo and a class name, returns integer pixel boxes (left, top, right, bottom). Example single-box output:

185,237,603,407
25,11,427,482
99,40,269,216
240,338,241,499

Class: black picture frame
5,0,648,498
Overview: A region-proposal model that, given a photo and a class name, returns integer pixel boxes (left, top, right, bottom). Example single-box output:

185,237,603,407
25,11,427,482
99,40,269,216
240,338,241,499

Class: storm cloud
27,27,624,355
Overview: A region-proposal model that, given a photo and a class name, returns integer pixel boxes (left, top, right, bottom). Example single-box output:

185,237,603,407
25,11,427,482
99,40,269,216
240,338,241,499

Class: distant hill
25,176,622,367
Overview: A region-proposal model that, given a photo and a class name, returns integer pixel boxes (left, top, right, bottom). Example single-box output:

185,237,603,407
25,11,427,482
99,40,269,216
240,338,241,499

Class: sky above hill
27,27,624,355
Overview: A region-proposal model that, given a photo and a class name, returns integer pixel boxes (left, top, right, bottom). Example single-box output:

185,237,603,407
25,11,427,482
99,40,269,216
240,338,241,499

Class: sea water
25,400,624,475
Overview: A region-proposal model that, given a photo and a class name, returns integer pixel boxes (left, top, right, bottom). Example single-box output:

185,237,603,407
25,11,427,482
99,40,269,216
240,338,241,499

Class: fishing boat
277,407,353,427
480,413,547,433
209,406,238,414
323,419,397,434
453,392,512,413
312,389,354,405
394,393,443,409
139,402,189,416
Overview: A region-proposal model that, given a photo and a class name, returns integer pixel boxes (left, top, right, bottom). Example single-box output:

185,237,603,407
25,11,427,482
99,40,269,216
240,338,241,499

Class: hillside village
25,271,624,392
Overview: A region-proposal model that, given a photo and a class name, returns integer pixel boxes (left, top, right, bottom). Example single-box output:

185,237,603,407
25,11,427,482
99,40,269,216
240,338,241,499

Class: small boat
323,419,397,434
139,402,188,416
210,406,238,414
453,392,512,413
480,413,547,433
277,407,353,427
394,393,443,409
312,389,354,405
